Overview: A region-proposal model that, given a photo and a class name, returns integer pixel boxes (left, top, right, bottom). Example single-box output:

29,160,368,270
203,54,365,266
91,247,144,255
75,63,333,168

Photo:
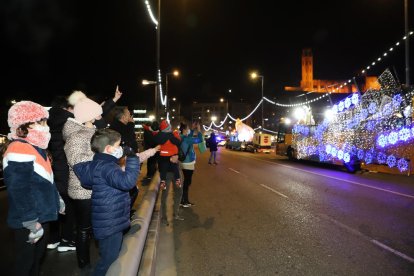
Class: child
154,120,182,189
3,101,64,275
73,128,158,276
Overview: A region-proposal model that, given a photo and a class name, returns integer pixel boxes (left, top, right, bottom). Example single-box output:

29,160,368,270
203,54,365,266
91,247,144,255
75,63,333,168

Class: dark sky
1,0,413,109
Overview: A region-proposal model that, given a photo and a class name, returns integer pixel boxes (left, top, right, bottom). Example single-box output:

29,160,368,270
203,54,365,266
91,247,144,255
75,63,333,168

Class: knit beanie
68,91,87,106
74,98,103,123
8,101,49,130
159,120,171,132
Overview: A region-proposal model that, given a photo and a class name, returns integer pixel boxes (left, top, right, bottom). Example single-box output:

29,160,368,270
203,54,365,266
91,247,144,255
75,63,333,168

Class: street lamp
211,116,217,122
165,70,179,113
250,72,264,128
142,79,158,119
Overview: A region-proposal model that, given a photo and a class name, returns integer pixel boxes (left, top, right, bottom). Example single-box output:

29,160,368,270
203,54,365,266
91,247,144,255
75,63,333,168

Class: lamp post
142,79,158,119
250,72,264,128
165,70,179,113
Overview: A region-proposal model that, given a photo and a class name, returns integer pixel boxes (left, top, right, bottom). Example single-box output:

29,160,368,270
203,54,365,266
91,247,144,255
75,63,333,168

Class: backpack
178,144,191,162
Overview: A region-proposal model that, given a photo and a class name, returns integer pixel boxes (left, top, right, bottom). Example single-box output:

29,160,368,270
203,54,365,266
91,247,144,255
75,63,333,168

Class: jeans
93,232,123,276
161,172,183,220
208,151,217,163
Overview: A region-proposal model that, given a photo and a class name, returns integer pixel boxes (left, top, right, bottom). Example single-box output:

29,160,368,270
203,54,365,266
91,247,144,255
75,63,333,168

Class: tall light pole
404,0,410,86
250,72,264,128
165,70,179,113
142,79,158,119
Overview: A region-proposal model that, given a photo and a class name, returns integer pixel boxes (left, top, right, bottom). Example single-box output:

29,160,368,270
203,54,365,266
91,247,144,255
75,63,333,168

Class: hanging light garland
144,0,158,27
203,31,413,134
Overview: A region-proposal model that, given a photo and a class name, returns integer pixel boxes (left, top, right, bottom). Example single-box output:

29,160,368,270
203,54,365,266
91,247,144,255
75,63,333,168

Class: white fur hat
68,91,87,106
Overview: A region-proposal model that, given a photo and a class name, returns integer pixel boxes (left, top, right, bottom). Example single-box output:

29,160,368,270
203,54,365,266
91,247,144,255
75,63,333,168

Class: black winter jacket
48,107,74,195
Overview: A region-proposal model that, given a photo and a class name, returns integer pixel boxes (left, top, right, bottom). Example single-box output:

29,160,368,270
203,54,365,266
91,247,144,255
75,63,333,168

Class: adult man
109,106,139,214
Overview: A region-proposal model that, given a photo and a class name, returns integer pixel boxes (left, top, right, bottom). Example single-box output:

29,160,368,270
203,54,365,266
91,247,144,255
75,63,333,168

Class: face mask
31,124,50,133
111,146,123,159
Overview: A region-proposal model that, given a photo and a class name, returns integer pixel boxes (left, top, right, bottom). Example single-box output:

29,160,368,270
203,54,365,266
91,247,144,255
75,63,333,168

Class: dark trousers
93,232,123,276
49,194,75,243
129,186,139,210
13,223,50,276
158,156,180,182
73,199,92,268
146,153,158,178
181,169,194,203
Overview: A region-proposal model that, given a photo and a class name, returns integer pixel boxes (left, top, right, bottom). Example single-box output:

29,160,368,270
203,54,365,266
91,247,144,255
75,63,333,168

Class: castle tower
300,48,313,91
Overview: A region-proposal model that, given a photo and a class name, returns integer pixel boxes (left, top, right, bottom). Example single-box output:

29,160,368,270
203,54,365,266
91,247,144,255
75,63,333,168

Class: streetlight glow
142,79,156,85
211,116,217,122
220,98,224,102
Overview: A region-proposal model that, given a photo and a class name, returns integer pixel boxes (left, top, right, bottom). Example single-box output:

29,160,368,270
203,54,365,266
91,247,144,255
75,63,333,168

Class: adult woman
179,122,203,207
63,97,103,270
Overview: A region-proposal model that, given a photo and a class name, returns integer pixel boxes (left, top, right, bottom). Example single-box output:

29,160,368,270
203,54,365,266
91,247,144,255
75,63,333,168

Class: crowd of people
1,87,212,275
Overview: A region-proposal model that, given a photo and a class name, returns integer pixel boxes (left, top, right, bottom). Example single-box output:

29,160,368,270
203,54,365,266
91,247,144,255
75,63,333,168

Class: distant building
285,49,380,93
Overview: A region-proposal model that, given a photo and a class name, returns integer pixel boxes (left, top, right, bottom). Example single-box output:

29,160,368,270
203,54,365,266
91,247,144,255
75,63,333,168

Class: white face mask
112,146,123,159
31,124,50,133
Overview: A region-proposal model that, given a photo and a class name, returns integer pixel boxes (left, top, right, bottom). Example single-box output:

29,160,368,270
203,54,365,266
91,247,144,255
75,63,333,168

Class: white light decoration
144,0,158,26
325,109,334,121
294,107,306,121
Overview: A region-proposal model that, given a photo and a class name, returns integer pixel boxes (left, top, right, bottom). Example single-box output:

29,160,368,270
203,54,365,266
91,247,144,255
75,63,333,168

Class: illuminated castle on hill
285,49,380,93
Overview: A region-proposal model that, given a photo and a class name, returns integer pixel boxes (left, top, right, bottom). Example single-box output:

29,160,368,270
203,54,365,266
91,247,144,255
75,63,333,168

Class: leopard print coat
63,118,96,200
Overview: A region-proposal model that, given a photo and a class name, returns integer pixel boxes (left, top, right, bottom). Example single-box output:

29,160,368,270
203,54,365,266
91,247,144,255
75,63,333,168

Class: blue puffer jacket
180,130,203,163
73,153,140,240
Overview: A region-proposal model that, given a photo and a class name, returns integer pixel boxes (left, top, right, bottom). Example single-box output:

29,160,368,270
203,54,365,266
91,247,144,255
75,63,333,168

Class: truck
276,69,414,175
253,133,274,153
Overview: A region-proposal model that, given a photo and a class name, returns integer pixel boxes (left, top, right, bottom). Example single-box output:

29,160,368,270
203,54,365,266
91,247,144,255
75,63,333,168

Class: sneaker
174,215,184,221
181,203,190,208
57,240,76,252
47,242,60,250
187,201,196,206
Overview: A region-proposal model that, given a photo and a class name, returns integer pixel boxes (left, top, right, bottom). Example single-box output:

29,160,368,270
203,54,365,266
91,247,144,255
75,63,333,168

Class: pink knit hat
73,98,103,123
8,101,49,129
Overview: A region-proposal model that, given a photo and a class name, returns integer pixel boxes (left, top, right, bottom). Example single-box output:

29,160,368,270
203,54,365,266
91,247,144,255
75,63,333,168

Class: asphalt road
174,147,414,275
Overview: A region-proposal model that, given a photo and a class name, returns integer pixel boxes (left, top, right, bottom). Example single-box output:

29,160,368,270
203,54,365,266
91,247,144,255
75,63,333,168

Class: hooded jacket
62,118,96,200
73,153,140,239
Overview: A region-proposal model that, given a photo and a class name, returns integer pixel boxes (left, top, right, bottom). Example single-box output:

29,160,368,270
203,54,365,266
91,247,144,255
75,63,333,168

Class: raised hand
113,85,123,102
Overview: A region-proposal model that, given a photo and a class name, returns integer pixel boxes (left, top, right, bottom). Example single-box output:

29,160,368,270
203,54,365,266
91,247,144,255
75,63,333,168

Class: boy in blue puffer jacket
73,128,147,276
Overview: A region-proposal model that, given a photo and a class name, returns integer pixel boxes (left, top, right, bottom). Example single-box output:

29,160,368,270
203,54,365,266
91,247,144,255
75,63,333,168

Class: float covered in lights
290,69,414,174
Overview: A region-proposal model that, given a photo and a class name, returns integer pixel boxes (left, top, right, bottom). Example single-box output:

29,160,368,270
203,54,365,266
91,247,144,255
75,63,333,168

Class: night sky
1,0,413,115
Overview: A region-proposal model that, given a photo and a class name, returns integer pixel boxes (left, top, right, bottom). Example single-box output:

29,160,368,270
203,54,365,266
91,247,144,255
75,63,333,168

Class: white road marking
321,213,414,263
371,239,414,263
244,156,414,200
260,184,289,199
228,168,240,174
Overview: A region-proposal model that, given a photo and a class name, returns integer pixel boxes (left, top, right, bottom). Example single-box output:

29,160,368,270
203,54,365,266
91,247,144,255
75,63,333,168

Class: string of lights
144,0,158,27
203,31,413,133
